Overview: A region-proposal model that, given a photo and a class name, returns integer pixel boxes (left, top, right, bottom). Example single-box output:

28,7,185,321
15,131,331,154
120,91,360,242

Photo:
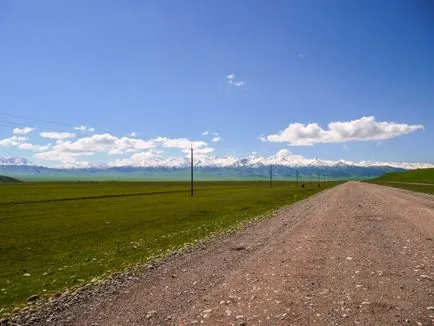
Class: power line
0,120,32,127
0,119,76,135
0,112,74,128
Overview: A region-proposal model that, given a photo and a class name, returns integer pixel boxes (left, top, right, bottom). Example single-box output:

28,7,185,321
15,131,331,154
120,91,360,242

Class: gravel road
6,182,434,325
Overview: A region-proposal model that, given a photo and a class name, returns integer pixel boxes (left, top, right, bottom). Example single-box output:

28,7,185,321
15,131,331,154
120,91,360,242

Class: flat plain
0,181,331,313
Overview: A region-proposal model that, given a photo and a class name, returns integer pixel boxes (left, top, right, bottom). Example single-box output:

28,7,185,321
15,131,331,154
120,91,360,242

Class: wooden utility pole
269,165,272,188
296,170,299,187
190,145,194,197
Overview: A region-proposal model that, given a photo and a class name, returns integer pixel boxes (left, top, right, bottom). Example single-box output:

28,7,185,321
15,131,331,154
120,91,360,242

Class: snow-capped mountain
107,149,434,170
1,152,433,170
0,156,33,166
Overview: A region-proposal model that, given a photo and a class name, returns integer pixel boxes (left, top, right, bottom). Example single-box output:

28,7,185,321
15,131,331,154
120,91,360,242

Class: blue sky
0,0,433,167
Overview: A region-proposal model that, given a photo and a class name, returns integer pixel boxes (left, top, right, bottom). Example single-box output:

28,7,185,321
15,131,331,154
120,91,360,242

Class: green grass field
0,180,335,313
369,168,434,194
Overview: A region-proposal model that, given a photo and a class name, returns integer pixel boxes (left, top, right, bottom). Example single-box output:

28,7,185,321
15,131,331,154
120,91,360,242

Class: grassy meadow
0,180,335,313
369,168,434,194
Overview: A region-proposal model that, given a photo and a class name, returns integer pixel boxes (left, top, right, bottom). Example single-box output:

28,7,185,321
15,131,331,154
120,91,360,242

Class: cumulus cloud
0,136,28,147
152,137,214,154
30,132,214,165
226,73,247,88
40,131,76,140
261,116,424,146
18,143,51,152
13,127,34,134
48,134,155,157
212,136,222,142
0,135,49,152
74,125,95,132
34,150,89,161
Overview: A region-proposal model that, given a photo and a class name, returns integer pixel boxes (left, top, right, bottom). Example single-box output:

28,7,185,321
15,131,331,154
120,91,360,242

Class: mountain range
1,153,433,181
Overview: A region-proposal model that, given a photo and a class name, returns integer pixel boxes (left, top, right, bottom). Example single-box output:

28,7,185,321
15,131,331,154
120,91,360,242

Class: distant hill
0,175,22,183
372,168,434,184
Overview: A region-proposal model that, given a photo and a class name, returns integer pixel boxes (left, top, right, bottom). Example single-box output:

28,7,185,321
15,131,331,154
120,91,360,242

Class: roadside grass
369,182,434,194
368,168,434,194
0,181,335,313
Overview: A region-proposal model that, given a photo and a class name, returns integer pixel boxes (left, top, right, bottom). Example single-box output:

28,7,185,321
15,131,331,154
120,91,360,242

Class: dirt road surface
10,182,434,325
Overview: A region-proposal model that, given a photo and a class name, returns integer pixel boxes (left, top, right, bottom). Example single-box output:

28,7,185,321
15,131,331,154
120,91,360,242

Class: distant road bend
11,182,434,325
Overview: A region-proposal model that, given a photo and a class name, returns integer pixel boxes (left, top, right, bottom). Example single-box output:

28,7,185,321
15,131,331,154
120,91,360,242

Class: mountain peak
0,157,33,166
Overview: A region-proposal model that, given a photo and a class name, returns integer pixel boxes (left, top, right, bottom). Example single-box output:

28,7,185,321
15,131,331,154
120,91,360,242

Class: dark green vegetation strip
0,181,335,312
368,168,434,194
0,175,21,183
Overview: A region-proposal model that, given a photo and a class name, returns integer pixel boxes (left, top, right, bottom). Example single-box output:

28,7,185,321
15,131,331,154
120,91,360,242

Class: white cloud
0,136,27,147
32,133,215,164
40,131,76,140
152,137,214,154
47,133,155,157
231,80,246,87
0,135,50,152
13,127,34,134
212,136,222,142
127,132,137,137
74,125,95,132
261,116,424,146
18,143,51,152
201,130,209,136
34,150,89,161
226,73,247,88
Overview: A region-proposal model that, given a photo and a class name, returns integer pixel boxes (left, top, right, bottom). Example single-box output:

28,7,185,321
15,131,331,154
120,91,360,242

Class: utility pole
190,145,194,197
296,170,299,187
269,164,272,188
